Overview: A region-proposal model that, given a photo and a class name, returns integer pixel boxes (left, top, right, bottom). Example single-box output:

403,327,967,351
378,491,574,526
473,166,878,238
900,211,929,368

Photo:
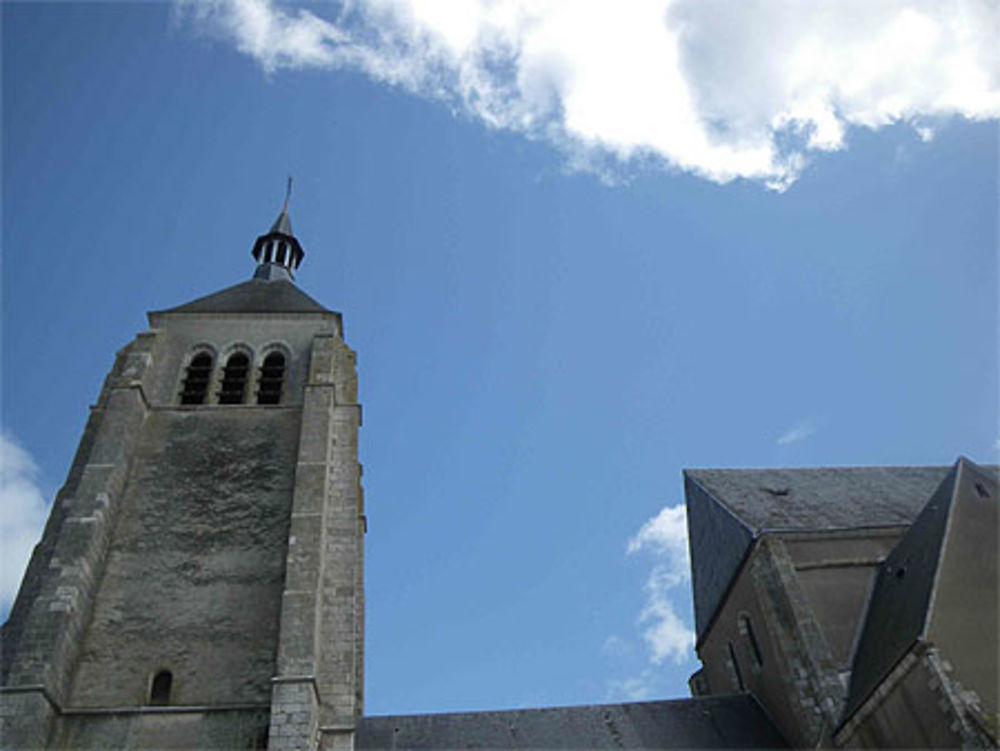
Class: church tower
1,203,365,750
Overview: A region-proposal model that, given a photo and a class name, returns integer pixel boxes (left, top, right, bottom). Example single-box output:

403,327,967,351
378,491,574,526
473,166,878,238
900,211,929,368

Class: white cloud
776,420,817,446
637,579,695,664
605,504,695,699
180,0,1000,189
0,431,49,614
601,634,631,657
627,503,689,564
627,504,695,665
605,668,661,702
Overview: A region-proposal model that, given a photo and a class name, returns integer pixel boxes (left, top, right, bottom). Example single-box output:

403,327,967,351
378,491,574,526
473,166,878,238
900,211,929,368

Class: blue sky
2,1,997,716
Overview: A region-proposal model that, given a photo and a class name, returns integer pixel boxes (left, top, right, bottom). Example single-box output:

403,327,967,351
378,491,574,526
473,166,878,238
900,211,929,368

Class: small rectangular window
745,617,764,668
728,642,745,691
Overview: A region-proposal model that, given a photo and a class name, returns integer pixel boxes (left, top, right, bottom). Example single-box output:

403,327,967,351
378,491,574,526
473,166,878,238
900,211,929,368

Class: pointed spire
251,180,305,281
269,176,294,235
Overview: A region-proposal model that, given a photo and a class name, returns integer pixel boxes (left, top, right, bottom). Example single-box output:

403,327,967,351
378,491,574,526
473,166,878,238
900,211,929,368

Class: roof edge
684,463,956,473
685,473,755,644
360,692,776,720
683,472,755,536
148,308,340,319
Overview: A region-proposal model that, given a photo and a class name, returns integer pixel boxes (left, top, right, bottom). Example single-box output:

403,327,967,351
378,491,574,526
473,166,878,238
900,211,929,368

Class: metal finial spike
284,176,293,211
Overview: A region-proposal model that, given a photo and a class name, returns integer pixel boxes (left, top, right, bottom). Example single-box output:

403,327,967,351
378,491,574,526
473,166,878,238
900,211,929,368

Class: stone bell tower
0,202,365,750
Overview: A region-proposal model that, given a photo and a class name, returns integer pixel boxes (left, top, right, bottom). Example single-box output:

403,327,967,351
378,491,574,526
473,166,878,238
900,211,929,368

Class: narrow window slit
742,615,764,668
728,642,745,691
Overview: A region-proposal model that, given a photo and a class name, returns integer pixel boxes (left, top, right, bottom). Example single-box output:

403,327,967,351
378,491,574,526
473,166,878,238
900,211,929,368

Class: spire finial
252,186,304,281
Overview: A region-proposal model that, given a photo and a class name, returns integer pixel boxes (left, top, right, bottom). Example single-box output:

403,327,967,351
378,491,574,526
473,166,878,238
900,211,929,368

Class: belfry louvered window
218,352,250,404
257,352,285,405
179,352,213,405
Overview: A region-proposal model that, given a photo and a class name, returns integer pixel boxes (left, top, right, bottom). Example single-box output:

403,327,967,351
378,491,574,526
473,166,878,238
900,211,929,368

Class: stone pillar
270,333,363,751
751,537,846,748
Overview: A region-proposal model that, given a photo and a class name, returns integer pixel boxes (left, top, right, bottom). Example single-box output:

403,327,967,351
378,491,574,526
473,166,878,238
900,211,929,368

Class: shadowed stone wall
50,708,271,750
698,531,903,748
69,408,300,708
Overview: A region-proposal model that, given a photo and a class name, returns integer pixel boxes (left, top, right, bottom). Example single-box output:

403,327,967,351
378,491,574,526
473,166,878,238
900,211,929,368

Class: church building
1,205,996,749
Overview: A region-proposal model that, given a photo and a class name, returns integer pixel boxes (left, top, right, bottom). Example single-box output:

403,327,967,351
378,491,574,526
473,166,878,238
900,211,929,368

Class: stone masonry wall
698,535,851,748
68,407,300,708
50,707,271,749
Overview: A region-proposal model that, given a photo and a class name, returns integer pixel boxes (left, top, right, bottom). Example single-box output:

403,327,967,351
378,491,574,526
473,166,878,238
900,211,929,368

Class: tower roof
152,278,332,316
252,184,305,281
152,191,331,318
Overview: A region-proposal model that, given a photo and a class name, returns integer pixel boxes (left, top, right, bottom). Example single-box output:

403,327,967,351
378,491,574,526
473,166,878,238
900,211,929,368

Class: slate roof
356,695,788,750
684,466,951,643
686,466,950,533
153,278,331,315
840,459,998,725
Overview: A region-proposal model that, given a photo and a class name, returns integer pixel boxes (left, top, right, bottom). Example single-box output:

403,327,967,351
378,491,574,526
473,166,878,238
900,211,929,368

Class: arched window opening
276,243,287,265
149,670,172,705
180,352,213,405
264,242,273,264
219,352,250,404
257,352,285,405
727,642,745,692
741,615,764,669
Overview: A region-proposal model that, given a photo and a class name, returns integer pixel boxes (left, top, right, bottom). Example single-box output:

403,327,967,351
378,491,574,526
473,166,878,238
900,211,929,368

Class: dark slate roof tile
153,278,331,315
685,466,950,534
357,695,788,750
686,474,755,642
